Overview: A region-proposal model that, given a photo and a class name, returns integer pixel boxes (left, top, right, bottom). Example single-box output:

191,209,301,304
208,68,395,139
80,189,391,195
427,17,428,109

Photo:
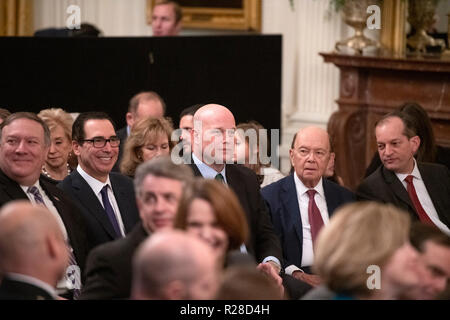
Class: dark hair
410,222,450,252
399,102,437,163
72,111,116,142
0,112,51,146
70,23,102,37
154,0,183,23
376,110,417,139
128,91,166,115
179,104,204,119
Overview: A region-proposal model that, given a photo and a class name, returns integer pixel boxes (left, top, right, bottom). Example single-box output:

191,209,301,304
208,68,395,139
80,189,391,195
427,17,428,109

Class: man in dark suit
113,91,166,172
0,112,88,298
357,112,450,234
261,127,355,287
79,157,193,299
59,112,140,251
0,201,69,300
187,104,283,275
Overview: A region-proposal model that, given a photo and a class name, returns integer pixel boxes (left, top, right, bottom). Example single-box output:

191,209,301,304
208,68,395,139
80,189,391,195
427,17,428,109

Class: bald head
0,201,68,284
132,230,219,300
290,126,331,188
192,104,236,171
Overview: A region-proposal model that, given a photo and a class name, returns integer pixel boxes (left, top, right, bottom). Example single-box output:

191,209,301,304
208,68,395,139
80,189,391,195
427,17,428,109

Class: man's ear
126,112,134,128
72,140,81,156
410,135,421,155
289,149,295,168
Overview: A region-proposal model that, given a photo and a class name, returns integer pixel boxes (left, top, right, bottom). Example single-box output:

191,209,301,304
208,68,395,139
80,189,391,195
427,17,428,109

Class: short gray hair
134,156,194,195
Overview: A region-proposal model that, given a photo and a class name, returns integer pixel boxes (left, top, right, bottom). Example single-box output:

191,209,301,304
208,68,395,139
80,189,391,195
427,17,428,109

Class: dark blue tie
100,185,122,238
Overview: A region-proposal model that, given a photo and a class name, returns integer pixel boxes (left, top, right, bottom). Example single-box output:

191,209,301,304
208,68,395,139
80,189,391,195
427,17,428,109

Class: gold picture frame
146,0,261,31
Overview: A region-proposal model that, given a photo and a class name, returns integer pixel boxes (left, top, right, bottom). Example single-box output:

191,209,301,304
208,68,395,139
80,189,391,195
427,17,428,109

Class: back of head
0,201,67,281
313,202,410,297
398,102,437,163
131,230,218,300
215,266,283,300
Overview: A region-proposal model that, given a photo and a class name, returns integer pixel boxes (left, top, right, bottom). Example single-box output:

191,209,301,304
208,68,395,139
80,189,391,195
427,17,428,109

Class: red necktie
404,175,434,226
307,189,325,245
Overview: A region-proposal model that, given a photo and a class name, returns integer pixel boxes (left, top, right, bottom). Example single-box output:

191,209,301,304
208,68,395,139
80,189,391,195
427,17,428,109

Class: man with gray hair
131,230,219,300
79,156,194,299
0,201,69,300
0,112,88,299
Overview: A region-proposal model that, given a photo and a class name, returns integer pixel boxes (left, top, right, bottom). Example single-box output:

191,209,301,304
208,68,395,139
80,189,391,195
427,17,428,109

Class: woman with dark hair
364,102,450,177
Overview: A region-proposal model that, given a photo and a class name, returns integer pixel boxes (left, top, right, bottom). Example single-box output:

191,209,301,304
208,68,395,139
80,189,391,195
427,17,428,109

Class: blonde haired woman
310,202,430,300
120,117,174,177
37,108,74,182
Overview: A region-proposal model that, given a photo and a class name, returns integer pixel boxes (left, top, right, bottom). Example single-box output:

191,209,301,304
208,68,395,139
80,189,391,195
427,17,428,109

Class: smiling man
59,112,139,251
357,111,450,235
79,157,193,300
0,112,88,299
261,126,354,287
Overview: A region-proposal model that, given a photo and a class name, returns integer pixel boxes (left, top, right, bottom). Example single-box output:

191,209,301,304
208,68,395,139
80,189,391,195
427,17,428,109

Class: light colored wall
33,0,382,173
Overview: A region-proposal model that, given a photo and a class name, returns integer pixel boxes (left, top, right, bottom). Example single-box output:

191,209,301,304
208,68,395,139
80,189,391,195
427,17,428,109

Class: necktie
306,189,324,245
404,175,434,226
215,173,225,184
27,186,80,299
28,186,45,205
100,185,122,238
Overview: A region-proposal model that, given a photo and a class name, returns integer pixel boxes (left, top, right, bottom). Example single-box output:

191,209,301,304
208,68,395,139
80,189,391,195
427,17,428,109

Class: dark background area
0,35,281,132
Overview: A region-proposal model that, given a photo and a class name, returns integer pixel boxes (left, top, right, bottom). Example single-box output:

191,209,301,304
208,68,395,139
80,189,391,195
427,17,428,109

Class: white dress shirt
396,160,450,236
192,153,281,267
285,174,330,276
21,181,68,241
77,165,126,237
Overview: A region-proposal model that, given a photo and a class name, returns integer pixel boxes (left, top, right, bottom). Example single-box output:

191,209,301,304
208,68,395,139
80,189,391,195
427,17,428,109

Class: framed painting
146,0,261,31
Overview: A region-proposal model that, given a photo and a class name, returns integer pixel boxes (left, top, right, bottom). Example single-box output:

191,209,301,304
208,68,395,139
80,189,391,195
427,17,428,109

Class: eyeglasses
81,136,120,148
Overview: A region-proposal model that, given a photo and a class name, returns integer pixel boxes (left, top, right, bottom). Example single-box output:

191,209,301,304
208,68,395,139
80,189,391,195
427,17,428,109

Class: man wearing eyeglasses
261,127,355,288
59,112,139,252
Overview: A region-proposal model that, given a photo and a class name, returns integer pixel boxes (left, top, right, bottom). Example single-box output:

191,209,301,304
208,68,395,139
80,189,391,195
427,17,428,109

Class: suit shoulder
325,179,354,197
88,236,129,261
110,172,134,184
261,175,290,194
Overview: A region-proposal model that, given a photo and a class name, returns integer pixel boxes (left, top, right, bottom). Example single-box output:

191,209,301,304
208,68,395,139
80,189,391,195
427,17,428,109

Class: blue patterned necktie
100,185,122,238
27,186,81,299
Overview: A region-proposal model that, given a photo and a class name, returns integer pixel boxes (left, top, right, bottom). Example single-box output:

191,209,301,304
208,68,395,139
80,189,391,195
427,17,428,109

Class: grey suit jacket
357,162,450,228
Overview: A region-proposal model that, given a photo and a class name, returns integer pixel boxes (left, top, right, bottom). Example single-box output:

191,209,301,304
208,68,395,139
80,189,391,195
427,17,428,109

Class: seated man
357,111,450,235
0,201,69,300
261,127,354,287
79,157,193,299
131,230,219,300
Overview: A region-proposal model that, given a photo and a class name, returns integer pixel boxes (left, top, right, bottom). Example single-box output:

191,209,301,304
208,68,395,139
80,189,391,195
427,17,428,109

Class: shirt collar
77,165,112,195
395,159,422,182
293,172,325,198
192,153,227,183
20,180,43,195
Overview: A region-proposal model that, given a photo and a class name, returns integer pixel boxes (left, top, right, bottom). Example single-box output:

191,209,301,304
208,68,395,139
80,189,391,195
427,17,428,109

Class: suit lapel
70,171,118,239
225,165,251,223
323,179,339,217
110,174,134,233
281,175,303,245
382,167,414,210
